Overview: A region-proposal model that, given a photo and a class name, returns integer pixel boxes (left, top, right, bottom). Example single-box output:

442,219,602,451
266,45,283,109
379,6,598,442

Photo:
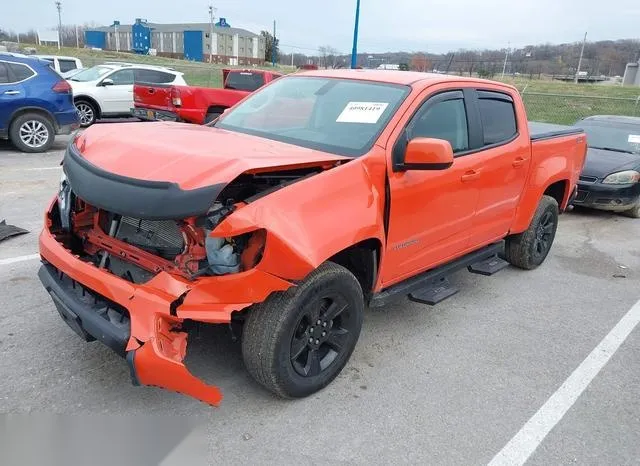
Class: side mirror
399,137,454,171
100,78,114,86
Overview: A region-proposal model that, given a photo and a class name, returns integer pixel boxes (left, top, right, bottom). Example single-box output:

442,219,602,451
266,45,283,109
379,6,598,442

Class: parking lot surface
1,131,639,464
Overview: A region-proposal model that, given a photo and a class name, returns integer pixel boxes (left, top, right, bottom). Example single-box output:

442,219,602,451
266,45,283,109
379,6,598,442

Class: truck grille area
115,216,185,259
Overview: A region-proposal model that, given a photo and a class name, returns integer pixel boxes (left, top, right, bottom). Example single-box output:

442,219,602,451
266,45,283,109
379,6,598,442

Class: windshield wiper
590,146,637,155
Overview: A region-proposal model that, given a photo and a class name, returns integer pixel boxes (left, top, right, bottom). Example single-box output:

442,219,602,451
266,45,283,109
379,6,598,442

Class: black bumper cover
63,144,222,220
573,181,640,209
38,263,130,357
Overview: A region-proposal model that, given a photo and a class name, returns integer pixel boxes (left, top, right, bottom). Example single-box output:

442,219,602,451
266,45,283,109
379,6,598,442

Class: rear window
225,72,265,91
58,59,78,72
8,63,35,82
135,69,176,84
477,92,517,145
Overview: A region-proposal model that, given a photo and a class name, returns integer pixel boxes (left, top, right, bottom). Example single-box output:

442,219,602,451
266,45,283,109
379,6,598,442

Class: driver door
99,69,134,114
381,89,482,285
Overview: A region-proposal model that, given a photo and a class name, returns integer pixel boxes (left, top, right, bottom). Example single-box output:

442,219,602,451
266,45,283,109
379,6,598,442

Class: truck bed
529,121,583,141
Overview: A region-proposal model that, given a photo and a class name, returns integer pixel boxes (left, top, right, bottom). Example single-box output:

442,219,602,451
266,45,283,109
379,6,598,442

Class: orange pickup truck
39,70,586,406
131,68,281,124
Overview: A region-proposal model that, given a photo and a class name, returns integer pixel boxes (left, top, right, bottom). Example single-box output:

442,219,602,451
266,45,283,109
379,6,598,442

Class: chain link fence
521,91,640,125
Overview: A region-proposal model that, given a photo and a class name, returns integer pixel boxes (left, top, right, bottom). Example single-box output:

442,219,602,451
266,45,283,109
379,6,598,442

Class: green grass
31,45,295,87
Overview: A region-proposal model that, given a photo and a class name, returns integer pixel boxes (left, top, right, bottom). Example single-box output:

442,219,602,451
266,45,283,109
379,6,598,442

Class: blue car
0,53,79,153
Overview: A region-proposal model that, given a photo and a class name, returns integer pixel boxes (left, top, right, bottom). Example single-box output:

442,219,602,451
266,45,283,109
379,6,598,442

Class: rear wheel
241,262,364,398
75,99,97,127
9,113,55,153
505,195,559,270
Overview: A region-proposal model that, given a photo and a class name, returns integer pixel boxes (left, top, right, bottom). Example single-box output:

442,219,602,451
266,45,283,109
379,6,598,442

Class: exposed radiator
115,216,185,258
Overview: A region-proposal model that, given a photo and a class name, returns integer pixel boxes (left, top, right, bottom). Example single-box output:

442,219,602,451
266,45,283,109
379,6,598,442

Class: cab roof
294,69,511,89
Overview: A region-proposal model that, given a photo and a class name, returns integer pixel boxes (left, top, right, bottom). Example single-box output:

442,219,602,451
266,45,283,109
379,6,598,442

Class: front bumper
572,181,640,212
38,201,293,405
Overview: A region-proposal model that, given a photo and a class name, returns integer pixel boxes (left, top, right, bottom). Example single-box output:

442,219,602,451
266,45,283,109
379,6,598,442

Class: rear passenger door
467,90,531,247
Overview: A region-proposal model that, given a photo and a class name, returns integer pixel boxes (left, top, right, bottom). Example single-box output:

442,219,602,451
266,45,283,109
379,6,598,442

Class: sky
3,0,640,54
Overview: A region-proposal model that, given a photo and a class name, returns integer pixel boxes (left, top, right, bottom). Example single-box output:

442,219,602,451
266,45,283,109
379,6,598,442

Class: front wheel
504,195,559,270
622,202,640,219
241,262,364,398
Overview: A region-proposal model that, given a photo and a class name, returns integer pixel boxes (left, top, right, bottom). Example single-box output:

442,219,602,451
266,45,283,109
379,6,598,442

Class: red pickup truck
131,68,282,124
40,70,586,406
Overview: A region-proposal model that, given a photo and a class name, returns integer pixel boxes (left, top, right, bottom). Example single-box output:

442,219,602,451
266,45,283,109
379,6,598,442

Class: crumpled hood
75,122,347,190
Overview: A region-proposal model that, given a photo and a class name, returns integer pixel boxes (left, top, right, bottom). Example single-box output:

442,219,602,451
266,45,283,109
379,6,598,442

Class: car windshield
215,76,410,156
579,121,640,155
69,65,114,82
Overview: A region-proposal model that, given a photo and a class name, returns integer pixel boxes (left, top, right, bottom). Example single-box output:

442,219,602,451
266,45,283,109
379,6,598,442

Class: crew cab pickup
39,70,586,406
132,68,282,124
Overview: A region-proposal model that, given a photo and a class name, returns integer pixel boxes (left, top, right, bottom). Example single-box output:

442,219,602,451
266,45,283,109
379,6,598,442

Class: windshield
215,76,410,156
579,122,640,155
69,65,114,82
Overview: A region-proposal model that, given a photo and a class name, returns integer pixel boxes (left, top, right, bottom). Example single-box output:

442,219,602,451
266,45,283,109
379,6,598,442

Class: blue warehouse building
85,19,265,65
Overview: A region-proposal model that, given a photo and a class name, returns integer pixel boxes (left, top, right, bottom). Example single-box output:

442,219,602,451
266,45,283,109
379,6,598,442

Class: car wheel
9,113,55,153
242,262,364,398
622,202,640,219
204,112,222,124
75,100,97,127
504,195,559,270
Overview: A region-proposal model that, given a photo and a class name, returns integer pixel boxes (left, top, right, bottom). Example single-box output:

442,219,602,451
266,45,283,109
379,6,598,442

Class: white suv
68,63,186,126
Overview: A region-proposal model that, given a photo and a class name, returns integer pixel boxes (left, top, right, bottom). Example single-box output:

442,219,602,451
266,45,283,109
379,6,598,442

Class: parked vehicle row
68,63,187,126
131,68,282,124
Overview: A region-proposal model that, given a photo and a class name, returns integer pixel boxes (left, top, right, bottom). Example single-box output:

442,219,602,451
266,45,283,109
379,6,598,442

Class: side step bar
369,242,507,308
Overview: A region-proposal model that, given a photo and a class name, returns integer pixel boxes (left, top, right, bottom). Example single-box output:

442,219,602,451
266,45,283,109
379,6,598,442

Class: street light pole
501,42,510,79
575,32,587,84
208,4,215,64
350,0,361,69
55,1,62,50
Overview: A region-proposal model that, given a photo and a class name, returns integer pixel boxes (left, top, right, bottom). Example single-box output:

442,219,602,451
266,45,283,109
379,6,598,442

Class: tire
75,99,97,127
504,195,559,270
9,113,55,153
204,112,222,125
622,202,640,219
242,262,364,398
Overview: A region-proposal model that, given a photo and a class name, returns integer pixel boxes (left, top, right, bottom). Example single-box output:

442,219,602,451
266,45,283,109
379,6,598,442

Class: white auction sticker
628,134,640,144
336,102,389,124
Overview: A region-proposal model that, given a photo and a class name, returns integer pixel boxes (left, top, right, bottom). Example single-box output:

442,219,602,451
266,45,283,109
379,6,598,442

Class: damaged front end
38,144,338,405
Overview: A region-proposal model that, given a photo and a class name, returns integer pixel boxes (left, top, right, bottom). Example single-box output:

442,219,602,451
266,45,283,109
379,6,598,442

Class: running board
408,277,459,305
369,242,505,309
467,255,509,276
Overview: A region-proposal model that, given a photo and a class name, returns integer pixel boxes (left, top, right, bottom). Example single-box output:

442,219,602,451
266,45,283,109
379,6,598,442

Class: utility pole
501,42,510,78
350,0,361,69
291,51,294,67
575,32,587,84
55,1,62,49
75,24,79,48
208,4,215,64
272,20,276,67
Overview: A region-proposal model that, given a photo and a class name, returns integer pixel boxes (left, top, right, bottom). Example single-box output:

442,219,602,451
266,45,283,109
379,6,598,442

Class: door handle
512,157,529,168
147,88,155,94
461,169,481,182
3,90,20,95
